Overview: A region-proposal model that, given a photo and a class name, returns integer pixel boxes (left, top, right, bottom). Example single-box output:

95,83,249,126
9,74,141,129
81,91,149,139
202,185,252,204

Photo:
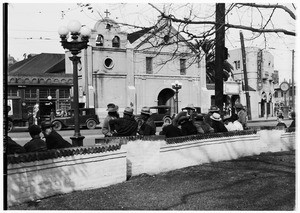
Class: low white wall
7,130,295,207
7,148,127,206
159,134,261,173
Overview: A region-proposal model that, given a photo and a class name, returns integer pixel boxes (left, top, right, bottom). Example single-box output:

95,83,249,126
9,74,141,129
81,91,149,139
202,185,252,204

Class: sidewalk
248,116,278,123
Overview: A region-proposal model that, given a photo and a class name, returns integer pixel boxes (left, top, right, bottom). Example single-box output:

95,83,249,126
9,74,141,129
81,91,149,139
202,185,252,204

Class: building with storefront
65,17,209,121
227,47,277,119
7,53,73,123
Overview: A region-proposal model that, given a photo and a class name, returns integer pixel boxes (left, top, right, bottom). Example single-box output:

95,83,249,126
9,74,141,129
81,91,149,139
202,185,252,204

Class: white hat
210,113,222,121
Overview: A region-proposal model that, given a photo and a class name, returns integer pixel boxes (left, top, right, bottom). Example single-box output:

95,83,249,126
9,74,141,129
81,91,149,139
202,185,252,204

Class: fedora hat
41,121,54,130
210,113,222,121
123,107,134,116
107,105,119,112
234,103,243,109
141,106,151,115
182,104,196,111
209,105,220,112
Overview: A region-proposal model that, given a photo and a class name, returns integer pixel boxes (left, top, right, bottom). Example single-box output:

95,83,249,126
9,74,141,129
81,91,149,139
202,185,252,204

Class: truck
7,96,34,132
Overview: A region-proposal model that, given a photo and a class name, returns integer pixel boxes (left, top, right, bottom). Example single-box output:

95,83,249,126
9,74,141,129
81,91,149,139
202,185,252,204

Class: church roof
127,27,154,44
8,53,66,76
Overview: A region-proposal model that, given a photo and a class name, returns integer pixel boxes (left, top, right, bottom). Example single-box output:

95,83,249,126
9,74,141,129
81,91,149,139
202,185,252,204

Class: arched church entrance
157,88,175,114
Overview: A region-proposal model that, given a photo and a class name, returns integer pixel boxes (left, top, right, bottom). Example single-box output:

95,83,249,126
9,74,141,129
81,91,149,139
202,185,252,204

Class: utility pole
292,49,295,110
215,3,225,114
239,31,252,120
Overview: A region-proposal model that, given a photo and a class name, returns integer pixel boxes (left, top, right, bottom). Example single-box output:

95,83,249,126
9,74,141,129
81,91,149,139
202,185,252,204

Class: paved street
8,118,293,147
8,150,295,210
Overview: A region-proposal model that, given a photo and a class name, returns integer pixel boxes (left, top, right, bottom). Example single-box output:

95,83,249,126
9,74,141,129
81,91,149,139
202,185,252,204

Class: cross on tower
104,9,110,18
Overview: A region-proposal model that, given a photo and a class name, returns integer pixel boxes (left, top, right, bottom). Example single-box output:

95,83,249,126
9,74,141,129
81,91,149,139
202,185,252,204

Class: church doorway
157,88,175,114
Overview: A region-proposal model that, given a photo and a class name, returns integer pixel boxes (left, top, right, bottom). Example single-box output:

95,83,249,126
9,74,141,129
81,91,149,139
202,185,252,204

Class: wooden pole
239,31,252,120
215,3,225,114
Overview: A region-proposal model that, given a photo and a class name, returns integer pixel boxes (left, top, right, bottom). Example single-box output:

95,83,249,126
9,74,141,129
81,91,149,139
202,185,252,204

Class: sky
5,1,297,82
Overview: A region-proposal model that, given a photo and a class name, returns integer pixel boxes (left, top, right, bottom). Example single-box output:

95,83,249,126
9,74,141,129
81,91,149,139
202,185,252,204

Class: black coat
24,136,47,152
181,121,198,136
109,116,138,136
211,120,228,133
45,130,72,150
161,124,182,138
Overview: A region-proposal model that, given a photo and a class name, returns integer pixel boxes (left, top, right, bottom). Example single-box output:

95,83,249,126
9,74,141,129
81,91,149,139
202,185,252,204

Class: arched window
112,36,120,48
96,34,104,46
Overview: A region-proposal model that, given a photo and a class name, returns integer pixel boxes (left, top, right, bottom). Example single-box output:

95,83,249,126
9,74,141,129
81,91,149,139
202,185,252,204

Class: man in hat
102,103,119,137
178,115,198,136
210,113,228,133
109,107,138,137
235,103,247,129
24,125,47,152
194,113,214,134
182,104,197,119
137,107,156,136
41,121,72,149
204,105,220,127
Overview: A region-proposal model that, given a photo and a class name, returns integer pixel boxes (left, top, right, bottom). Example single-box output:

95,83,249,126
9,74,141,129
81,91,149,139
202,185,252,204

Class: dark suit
45,130,72,150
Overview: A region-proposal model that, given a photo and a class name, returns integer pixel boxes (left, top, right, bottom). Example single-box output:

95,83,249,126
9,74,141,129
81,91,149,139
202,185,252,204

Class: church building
65,17,209,121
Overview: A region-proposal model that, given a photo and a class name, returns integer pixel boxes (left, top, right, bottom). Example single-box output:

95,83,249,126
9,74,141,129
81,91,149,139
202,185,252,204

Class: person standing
137,107,156,136
41,121,72,149
102,103,119,137
24,125,47,152
210,113,228,133
33,104,40,125
235,103,247,129
109,107,138,136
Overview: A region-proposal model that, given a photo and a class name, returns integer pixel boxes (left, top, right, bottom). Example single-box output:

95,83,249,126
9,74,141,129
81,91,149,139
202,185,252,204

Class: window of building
59,88,70,99
180,59,186,75
25,88,37,99
234,60,241,70
103,57,114,69
96,34,104,46
112,36,120,47
39,88,56,99
8,88,18,97
146,57,153,74
274,91,278,98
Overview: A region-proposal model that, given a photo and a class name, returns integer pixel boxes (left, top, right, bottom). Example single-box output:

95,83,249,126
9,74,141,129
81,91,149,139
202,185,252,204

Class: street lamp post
58,20,91,146
171,80,182,114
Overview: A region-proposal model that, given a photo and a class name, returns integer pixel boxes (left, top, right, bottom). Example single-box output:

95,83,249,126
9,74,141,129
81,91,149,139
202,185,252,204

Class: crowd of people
6,121,72,155
101,102,250,139
6,102,296,155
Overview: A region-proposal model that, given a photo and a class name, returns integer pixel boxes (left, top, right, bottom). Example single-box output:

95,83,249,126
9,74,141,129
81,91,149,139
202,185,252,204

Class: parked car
135,105,173,127
51,108,100,131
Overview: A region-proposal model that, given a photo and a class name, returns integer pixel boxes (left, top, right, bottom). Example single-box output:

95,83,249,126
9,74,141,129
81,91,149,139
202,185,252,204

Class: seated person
193,113,214,134
24,125,47,152
109,107,138,136
223,114,243,131
178,116,198,136
210,113,228,133
276,114,287,128
41,121,72,149
6,136,26,155
138,107,156,136
159,122,182,138
286,111,295,132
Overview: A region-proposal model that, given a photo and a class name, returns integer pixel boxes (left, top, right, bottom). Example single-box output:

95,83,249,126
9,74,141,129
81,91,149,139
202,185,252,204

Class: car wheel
52,121,62,131
163,116,172,124
86,120,97,129
8,121,13,132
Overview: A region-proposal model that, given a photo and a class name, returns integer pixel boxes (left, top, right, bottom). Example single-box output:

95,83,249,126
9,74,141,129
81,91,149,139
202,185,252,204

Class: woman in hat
204,105,220,127
109,107,138,136
137,107,156,136
102,103,119,137
210,113,228,133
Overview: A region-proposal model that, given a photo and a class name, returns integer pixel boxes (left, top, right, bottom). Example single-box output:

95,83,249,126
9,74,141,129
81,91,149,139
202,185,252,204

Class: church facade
65,18,209,121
